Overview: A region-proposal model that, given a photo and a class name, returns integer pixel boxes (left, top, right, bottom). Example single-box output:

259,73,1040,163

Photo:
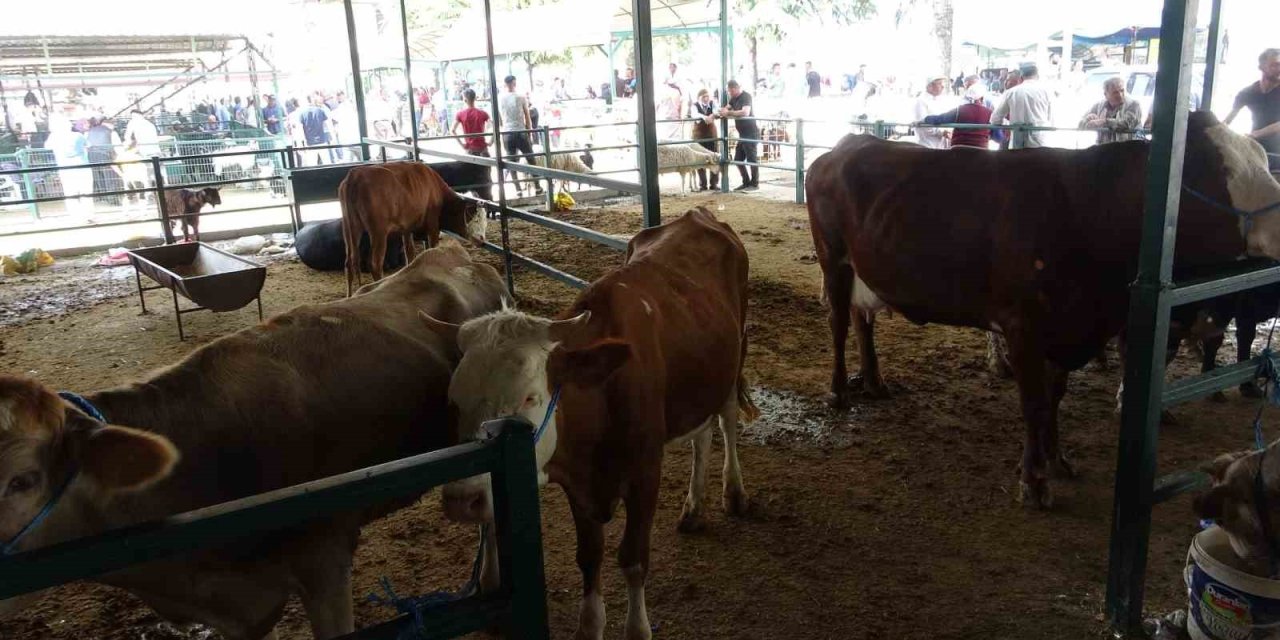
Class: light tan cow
0,240,510,640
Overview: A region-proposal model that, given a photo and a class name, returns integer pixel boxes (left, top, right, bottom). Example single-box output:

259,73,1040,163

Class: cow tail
737,372,760,424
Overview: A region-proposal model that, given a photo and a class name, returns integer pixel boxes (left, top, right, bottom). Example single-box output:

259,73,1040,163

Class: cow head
1186,112,1280,258
428,308,629,524
1195,447,1280,574
199,187,222,208
0,377,179,559
463,200,487,247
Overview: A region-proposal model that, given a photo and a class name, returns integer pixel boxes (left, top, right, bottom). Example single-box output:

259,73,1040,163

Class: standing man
498,75,541,196
912,75,951,149
1079,77,1143,144
920,86,1002,149
452,88,491,157
719,79,759,191
124,109,160,158
989,63,1053,149
806,62,822,98
261,95,283,135
296,94,330,166
692,88,720,191
1224,48,1280,174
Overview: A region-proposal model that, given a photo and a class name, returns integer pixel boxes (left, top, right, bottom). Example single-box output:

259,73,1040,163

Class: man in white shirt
990,63,1054,149
498,75,541,196
913,75,951,149
123,110,161,158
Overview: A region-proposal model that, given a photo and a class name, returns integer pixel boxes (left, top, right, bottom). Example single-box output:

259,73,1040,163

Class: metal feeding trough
127,243,266,340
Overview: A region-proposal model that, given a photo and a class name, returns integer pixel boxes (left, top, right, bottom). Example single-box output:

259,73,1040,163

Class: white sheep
531,151,594,192
656,143,720,193
212,140,268,189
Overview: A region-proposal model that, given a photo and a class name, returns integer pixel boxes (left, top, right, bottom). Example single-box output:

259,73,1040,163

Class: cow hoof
987,358,1013,379
1019,479,1054,509
1050,455,1078,480
1160,410,1178,426
847,374,890,399
826,391,850,409
1209,391,1229,403
724,488,750,517
676,510,708,533
1241,382,1265,399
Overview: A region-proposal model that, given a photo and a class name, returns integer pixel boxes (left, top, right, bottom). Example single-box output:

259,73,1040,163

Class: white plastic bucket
1185,526,1280,640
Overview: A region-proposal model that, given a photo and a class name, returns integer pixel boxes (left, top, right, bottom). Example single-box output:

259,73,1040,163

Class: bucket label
1189,559,1280,639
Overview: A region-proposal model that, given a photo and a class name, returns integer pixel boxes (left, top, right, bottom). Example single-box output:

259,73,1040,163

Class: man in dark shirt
1226,48,1280,174
261,95,283,135
806,62,821,98
719,80,759,191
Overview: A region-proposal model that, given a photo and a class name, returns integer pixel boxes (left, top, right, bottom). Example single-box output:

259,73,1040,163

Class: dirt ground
0,191,1270,639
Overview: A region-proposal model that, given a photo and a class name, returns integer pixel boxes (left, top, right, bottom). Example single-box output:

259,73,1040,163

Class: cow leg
342,219,361,297
570,502,606,640
851,308,889,398
719,386,749,516
479,523,500,594
1238,317,1265,399
823,264,854,408
291,535,356,639
618,480,659,640
677,420,714,533
1044,361,1076,479
401,232,418,266
1203,330,1228,402
1004,326,1054,508
368,232,389,282
986,332,1013,378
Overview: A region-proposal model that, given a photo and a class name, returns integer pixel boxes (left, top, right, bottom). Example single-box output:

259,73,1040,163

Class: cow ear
548,339,631,388
1202,450,1252,482
80,426,179,492
1194,484,1232,521
420,310,461,345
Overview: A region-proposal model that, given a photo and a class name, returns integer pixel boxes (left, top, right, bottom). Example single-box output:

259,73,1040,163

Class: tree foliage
734,0,877,89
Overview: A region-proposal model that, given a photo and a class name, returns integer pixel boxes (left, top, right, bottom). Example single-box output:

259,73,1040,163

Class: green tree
894,0,955,77
735,0,877,91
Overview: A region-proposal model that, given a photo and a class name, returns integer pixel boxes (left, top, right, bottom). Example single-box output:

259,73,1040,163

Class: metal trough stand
126,243,267,340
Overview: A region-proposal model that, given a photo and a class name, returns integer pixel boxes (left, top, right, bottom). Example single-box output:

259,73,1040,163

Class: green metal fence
0,418,550,639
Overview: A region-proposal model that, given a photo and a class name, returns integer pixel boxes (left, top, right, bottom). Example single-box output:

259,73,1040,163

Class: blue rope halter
1,392,103,556
1182,185,1280,236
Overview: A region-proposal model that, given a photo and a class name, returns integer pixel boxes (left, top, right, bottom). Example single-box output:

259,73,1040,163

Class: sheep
530,150,595,192
212,140,269,189
656,143,720,193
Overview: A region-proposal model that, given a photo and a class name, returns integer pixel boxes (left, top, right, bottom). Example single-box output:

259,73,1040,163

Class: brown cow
339,161,487,297
0,240,510,640
164,186,221,242
427,207,757,640
805,112,1280,508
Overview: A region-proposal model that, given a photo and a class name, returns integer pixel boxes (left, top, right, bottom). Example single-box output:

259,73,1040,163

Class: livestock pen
4,0,1280,638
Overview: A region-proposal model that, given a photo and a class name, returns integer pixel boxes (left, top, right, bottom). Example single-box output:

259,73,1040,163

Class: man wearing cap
1079,76,1143,144
990,63,1053,149
912,75,951,149
1224,48,1280,174
919,86,1003,149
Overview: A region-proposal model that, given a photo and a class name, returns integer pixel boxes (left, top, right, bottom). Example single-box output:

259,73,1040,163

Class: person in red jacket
918,86,1005,149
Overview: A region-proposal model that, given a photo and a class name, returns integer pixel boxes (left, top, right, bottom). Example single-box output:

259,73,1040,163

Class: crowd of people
903,47,1280,171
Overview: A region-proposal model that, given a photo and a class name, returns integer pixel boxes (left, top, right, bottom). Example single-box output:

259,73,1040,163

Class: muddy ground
0,191,1269,639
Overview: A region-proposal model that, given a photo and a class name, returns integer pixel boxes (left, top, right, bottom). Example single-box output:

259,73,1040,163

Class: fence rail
0,418,549,639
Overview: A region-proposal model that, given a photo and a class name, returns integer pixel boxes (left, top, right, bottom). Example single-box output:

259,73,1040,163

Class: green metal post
542,126,554,212
152,155,174,245
608,39,617,106
399,0,420,161
488,419,550,638
482,0,514,296
1105,0,1199,634
794,118,805,205
632,0,662,229
18,149,37,221
343,0,370,161
718,0,730,194
874,120,886,139
1202,0,1224,110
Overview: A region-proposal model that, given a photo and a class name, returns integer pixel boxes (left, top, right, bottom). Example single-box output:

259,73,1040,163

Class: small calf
164,187,221,242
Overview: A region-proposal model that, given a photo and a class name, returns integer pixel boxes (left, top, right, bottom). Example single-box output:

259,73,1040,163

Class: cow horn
419,310,461,344
548,310,591,343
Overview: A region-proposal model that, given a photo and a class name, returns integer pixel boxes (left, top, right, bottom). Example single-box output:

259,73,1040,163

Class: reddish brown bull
428,207,757,640
339,161,486,296
805,112,1280,508
164,187,221,242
